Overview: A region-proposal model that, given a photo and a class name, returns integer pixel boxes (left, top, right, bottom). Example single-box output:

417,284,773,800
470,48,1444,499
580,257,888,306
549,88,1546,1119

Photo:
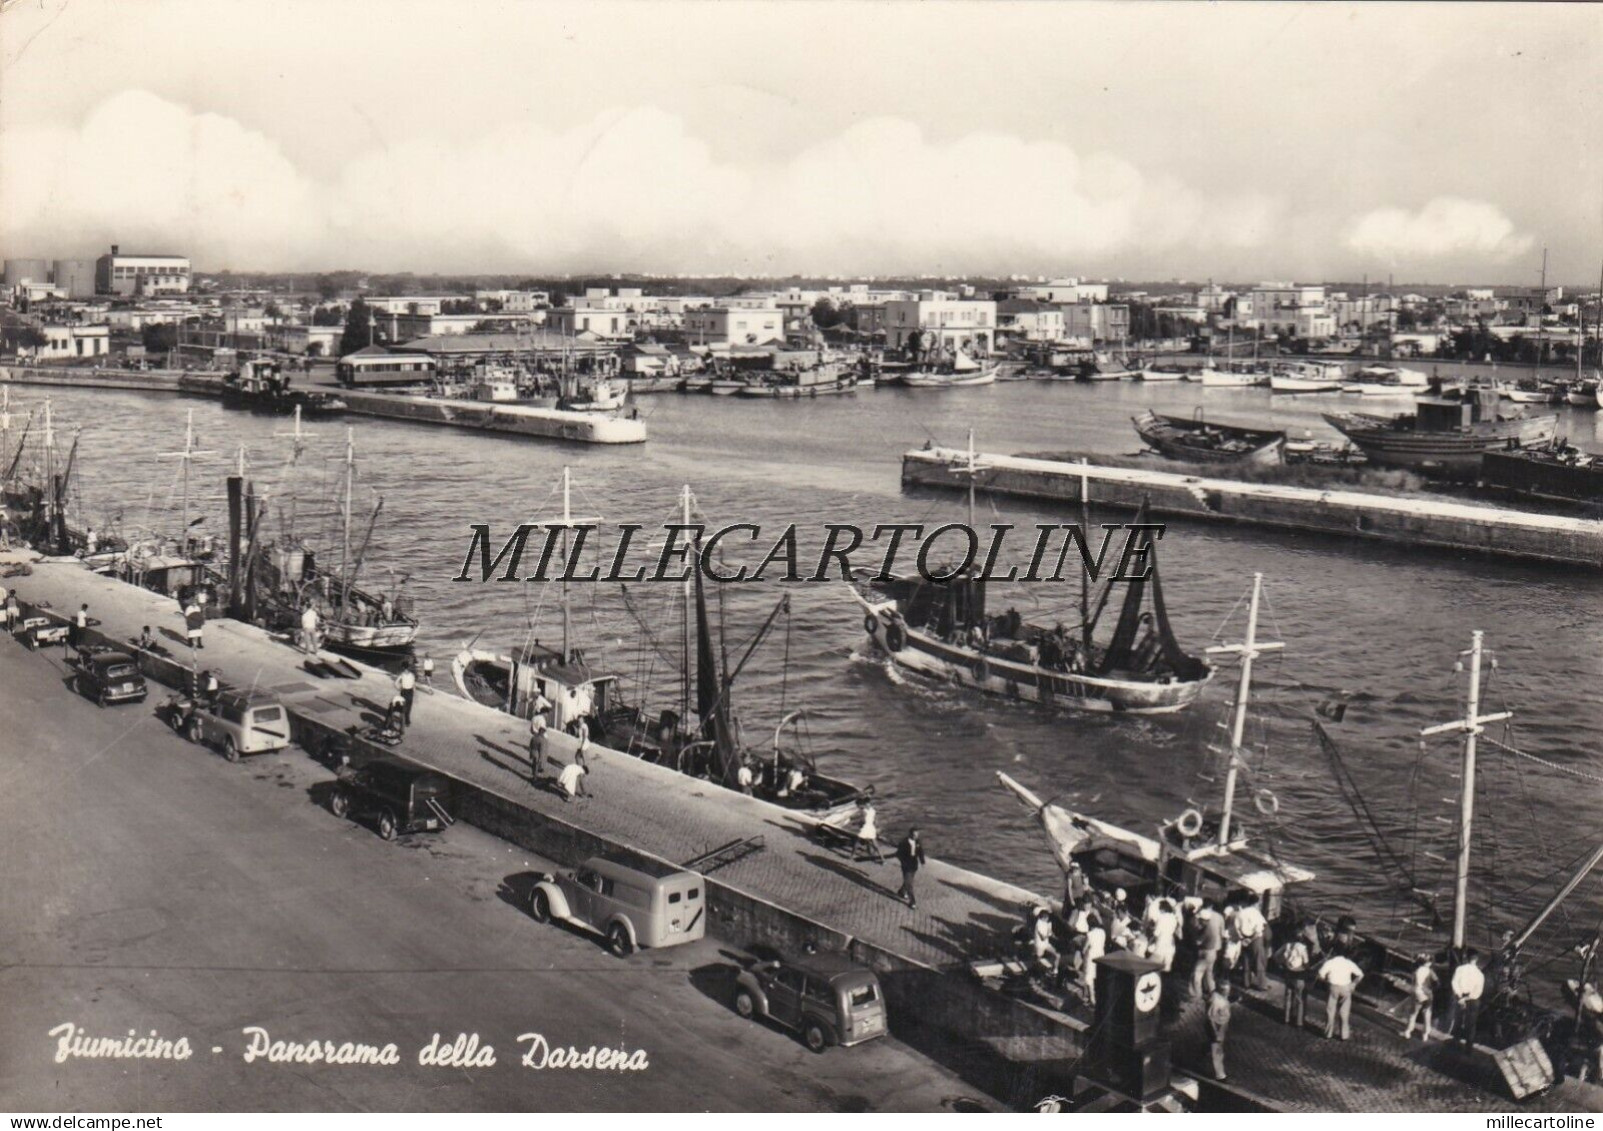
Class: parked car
15,614,68,650
70,649,147,706
172,689,291,761
733,954,888,1053
328,757,453,840
528,856,706,958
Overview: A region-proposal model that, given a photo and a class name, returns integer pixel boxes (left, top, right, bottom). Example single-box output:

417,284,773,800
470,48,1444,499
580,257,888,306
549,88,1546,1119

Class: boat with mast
852,432,1212,714
1324,386,1557,478
451,475,866,808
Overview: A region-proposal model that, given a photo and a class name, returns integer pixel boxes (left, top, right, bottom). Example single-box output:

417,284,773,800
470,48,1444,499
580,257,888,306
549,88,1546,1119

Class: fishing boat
453,476,867,810
708,377,749,396
1269,361,1345,393
1340,365,1429,396
995,573,1312,916
1324,387,1557,477
1564,380,1598,408
1197,364,1268,388
1480,439,1603,504
739,361,858,398
559,376,628,412
1137,364,1188,382
852,434,1212,714
1091,350,1146,380
901,366,997,388
1501,379,1559,405
221,358,347,418
1132,410,1285,465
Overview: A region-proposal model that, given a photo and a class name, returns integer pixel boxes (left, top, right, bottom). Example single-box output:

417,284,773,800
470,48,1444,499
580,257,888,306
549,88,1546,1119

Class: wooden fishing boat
1324,388,1557,477
1133,410,1285,465
1269,362,1345,393
1137,364,1188,382
901,365,998,388
1480,439,1603,504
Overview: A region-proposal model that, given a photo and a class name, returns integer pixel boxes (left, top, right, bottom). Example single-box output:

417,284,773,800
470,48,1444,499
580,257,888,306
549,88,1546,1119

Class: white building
94,245,190,296
1246,283,1327,335
37,323,111,360
683,306,784,346
884,295,996,353
1017,278,1108,304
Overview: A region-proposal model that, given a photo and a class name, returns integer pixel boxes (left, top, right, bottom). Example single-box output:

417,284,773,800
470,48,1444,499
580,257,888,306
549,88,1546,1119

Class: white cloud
2,90,1295,275
1345,197,1534,263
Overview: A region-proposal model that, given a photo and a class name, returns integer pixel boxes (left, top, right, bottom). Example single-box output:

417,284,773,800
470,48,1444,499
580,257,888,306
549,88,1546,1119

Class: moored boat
1341,365,1429,396
1479,439,1603,504
1137,364,1188,382
221,359,347,417
1197,364,1268,388
1133,410,1285,465
900,366,997,388
1323,387,1558,477
1269,361,1345,393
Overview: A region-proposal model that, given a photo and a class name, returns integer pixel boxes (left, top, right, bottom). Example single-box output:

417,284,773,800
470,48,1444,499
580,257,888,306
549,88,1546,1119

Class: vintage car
15,614,69,650
328,757,453,841
527,856,706,958
69,649,148,706
172,689,292,761
733,954,888,1052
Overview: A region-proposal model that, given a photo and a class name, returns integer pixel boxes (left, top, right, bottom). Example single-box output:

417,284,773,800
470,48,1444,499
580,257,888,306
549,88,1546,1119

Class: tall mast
561,466,572,661
1420,631,1513,951
1079,458,1092,650
1205,572,1283,848
156,408,213,556
340,426,354,598
681,484,693,721
1535,248,1547,383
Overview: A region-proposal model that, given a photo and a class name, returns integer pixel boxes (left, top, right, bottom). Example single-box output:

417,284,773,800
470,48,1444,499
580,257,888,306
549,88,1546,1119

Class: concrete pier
903,446,1603,570
9,558,1601,1112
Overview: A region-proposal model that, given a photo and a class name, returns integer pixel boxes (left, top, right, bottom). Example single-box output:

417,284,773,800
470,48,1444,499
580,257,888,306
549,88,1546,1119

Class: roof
340,344,394,359
88,650,136,667
787,953,875,982
583,855,693,882
402,331,614,354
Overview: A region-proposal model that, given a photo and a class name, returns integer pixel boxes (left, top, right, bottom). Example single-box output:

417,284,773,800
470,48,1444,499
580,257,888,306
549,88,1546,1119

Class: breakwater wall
903,447,1603,570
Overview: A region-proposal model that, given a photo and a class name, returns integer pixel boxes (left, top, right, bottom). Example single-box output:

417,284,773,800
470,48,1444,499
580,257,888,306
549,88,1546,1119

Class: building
400,330,616,366
883,295,996,353
95,245,191,296
548,305,634,338
36,323,111,360
1016,278,1109,304
995,299,1066,342
1329,295,1396,333
683,305,785,347
1245,283,1327,336
3,258,51,288
334,344,437,386
364,296,473,316
475,289,549,312
267,323,344,356
51,259,98,299
1062,302,1129,344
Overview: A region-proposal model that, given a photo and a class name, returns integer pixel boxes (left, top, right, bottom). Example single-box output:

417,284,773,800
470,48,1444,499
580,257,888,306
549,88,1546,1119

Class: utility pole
1205,572,1283,848
1420,631,1513,951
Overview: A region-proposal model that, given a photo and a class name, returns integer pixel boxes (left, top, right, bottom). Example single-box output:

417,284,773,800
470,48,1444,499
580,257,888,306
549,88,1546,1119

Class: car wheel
97,691,108,708
222,737,239,763
185,718,203,744
529,889,551,923
606,922,634,958
804,1022,829,1054
378,809,397,840
734,990,756,1020
329,789,350,819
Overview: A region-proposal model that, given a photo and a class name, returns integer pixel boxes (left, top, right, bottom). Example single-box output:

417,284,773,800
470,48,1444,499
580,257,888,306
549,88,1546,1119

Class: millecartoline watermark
453,522,1166,585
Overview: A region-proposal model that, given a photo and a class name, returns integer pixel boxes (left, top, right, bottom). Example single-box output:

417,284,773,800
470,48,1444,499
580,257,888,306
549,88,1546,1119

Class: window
667,891,682,904
802,978,833,1005
774,968,807,993
686,887,699,900
597,877,615,897
847,984,879,1008
576,869,600,891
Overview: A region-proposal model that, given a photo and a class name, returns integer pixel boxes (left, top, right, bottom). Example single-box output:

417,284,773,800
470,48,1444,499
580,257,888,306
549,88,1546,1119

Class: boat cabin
505,642,618,729
127,554,216,606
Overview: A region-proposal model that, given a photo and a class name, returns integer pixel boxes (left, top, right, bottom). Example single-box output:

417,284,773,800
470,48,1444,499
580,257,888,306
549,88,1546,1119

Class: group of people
1024,873,1186,1008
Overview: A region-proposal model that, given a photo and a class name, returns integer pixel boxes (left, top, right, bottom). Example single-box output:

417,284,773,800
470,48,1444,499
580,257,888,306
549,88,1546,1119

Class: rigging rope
1481,736,1603,785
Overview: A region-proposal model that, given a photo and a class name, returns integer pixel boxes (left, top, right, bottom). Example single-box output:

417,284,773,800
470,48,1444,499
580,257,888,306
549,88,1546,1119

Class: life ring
863,614,879,636
973,656,990,684
1255,789,1279,816
1176,808,1204,838
884,621,906,653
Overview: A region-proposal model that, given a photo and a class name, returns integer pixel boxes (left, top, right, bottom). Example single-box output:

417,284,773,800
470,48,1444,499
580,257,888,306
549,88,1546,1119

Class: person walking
1206,986,1232,1081
528,715,549,782
1318,951,1365,1040
395,663,417,727
1235,894,1269,992
1279,932,1312,1029
895,827,926,908
1448,950,1485,1050
1,587,17,633
1402,953,1439,1041
183,597,205,650
853,797,884,864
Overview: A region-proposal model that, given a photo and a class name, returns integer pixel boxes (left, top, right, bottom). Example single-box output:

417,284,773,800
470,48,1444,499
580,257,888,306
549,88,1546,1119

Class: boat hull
1323,412,1559,475
1133,411,1285,465
1197,367,1266,388
1138,368,1187,382
1269,376,1341,393
900,367,998,388
863,613,1209,714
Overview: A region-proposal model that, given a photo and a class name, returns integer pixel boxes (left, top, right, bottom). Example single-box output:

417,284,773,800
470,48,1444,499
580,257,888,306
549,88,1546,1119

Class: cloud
1345,197,1534,263
2,90,1295,276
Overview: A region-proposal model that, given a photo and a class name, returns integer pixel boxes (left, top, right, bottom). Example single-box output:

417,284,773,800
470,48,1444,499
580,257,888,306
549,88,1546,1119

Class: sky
1,0,1599,285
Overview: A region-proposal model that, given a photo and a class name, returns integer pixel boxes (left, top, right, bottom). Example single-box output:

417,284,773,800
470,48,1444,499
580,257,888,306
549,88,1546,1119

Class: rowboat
1133,410,1285,465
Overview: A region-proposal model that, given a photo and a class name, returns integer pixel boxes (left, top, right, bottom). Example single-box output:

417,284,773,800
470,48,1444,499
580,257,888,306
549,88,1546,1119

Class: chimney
110,244,120,256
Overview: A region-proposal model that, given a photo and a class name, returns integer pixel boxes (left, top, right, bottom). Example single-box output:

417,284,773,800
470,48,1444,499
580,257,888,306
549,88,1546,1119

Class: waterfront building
1062,301,1129,345
36,323,110,360
996,299,1067,342
884,294,996,354
1016,278,1109,304
266,323,344,357
1245,282,1327,336
683,305,784,347
94,245,190,296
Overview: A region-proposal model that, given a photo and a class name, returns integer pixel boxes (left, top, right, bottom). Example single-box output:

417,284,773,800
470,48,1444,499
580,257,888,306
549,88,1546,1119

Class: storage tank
52,259,97,298
2,258,50,286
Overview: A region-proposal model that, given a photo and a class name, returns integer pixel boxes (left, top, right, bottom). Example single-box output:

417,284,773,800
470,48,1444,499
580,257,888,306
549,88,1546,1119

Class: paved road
0,637,997,1112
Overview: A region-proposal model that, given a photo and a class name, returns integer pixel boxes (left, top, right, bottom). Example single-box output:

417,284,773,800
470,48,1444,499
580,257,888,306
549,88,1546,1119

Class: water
17,379,1603,970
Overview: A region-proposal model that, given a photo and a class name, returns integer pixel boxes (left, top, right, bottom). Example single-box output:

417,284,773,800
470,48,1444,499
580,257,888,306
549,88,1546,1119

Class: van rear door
842,978,886,1043
662,878,705,940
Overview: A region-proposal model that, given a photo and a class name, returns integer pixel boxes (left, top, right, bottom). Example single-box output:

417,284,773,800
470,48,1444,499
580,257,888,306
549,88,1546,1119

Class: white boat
1198,365,1268,388
901,365,998,388
1138,365,1187,382
1341,365,1429,396
1564,382,1597,407
560,377,628,412
1269,361,1345,394
709,378,748,396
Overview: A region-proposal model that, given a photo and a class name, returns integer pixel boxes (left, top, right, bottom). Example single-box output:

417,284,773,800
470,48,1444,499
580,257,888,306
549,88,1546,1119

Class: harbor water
21,378,1603,968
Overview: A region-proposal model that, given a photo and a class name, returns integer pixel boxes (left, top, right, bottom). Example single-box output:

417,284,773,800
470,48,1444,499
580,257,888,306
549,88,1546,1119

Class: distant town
2,244,1599,374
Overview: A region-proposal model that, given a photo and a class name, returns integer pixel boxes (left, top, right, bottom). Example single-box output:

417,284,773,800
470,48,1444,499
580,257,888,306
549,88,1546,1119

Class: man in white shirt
556,753,589,802
1235,896,1269,992
299,605,320,654
1447,950,1486,1049
1318,953,1364,1040
1146,897,1180,973
395,664,417,726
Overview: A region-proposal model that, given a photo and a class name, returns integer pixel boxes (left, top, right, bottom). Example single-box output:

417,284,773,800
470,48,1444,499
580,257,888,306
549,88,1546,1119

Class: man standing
853,797,884,864
1146,896,1180,974
736,758,755,796
1279,932,1312,1029
299,604,320,654
183,597,205,650
1448,950,1485,1050
395,663,417,727
1206,986,1232,1081
71,603,91,659
1190,902,1224,999
1318,951,1365,1040
1235,894,1269,992
895,827,926,909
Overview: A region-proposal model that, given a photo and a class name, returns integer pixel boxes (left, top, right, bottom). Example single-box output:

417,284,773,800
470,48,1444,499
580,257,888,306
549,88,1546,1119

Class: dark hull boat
1324,387,1556,478
1480,440,1603,505
1133,410,1285,466
221,360,347,418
